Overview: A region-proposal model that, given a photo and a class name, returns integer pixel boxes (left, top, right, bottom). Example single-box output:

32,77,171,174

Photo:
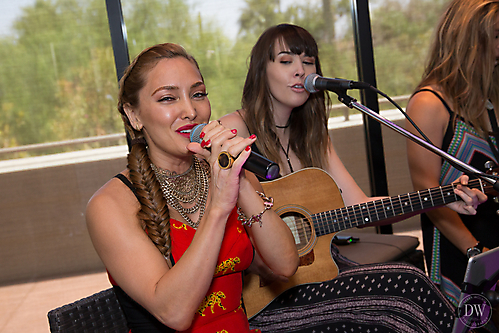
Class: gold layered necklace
151,156,210,229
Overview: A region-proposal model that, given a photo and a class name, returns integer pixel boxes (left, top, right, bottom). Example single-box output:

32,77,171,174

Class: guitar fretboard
312,180,485,236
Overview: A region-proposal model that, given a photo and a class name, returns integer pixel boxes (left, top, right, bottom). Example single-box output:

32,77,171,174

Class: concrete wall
0,148,127,285
0,115,418,286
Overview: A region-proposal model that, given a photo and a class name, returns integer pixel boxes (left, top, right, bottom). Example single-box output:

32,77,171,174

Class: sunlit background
0,0,447,159
0,2,449,332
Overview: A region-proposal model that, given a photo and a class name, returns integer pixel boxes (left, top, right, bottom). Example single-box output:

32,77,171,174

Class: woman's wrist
237,191,274,228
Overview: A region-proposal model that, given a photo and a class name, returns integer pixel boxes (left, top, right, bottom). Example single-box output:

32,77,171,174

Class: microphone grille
189,123,206,143
304,73,319,93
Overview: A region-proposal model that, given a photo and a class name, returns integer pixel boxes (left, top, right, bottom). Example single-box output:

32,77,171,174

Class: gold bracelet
237,191,274,227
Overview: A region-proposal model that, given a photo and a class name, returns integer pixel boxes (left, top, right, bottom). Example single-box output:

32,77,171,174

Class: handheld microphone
190,124,280,180
304,73,370,93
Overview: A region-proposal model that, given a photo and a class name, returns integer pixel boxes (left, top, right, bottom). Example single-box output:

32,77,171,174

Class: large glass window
0,0,360,160
121,0,358,119
0,0,124,159
0,0,447,160
369,0,448,108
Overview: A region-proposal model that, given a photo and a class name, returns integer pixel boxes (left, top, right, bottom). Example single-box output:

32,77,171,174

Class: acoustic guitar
243,167,493,318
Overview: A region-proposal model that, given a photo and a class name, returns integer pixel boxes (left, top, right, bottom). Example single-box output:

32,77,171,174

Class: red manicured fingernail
199,131,205,139
245,146,251,151
205,139,211,146
200,140,206,148
231,129,238,134
249,134,256,139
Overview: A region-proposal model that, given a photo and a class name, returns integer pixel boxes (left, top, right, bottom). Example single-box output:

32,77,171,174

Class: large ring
218,151,235,169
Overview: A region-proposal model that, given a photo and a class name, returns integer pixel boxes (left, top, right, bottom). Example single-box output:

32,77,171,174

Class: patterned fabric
249,263,456,333
109,175,260,332
170,208,258,333
418,94,499,306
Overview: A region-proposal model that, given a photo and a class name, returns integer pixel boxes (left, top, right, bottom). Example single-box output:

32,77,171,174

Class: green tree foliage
0,0,450,155
0,0,119,148
122,0,249,119
369,0,448,96
239,0,284,39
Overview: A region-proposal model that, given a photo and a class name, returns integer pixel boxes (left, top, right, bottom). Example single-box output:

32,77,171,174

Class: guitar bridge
299,250,315,266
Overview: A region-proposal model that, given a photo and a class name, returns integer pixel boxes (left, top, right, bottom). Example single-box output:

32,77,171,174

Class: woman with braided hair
86,42,299,333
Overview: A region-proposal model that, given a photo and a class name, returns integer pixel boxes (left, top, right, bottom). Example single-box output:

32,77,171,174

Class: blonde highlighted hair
418,0,499,134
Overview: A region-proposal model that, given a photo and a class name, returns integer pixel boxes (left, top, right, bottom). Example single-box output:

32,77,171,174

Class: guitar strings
279,178,486,248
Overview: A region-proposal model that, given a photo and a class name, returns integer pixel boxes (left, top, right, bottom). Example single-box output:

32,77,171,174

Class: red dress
170,207,259,333
108,207,260,332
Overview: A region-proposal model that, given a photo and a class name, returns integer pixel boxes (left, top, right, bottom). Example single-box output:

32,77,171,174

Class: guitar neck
312,179,485,236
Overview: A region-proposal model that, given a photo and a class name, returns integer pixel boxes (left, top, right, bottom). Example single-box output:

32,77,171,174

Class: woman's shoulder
408,85,451,118
219,109,250,137
86,170,140,221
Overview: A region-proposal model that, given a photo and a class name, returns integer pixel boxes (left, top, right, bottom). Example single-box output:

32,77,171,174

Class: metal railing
0,95,411,158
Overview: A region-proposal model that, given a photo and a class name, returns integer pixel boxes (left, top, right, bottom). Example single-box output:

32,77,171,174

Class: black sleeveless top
415,89,499,304
112,174,175,333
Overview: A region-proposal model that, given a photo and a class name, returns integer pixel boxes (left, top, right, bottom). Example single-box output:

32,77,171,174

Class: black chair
47,287,128,333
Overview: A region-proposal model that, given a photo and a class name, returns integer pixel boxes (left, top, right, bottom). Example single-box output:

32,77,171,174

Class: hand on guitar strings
448,174,488,215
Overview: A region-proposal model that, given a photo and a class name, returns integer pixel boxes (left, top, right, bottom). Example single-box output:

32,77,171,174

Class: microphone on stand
304,73,371,93
190,123,280,180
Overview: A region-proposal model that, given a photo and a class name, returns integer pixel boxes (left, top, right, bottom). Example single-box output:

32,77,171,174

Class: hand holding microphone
190,123,280,180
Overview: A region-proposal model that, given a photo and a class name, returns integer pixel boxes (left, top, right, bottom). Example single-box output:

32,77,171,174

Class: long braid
117,43,201,265
127,140,172,263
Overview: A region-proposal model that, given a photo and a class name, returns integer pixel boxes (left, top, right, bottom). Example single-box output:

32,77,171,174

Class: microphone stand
333,89,499,332
333,90,499,190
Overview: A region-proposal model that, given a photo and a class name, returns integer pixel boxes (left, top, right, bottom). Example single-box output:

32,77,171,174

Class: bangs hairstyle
242,24,331,171
418,0,499,134
268,25,320,63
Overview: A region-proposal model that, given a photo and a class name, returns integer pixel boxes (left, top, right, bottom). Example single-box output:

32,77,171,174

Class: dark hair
118,43,201,262
242,24,331,169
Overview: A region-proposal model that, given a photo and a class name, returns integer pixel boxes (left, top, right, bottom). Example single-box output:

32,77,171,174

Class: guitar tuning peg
484,161,496,172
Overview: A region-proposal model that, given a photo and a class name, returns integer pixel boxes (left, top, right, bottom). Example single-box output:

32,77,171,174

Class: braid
127,141,172,263
116,43,200,266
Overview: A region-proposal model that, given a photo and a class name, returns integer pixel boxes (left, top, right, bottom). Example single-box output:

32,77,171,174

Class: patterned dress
249,262,456,333
170,209,258,333
110,174,459,333
416,89,499,305
109,175,260,333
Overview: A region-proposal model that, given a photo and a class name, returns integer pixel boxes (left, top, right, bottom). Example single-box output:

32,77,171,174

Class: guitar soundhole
281,211,313,253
